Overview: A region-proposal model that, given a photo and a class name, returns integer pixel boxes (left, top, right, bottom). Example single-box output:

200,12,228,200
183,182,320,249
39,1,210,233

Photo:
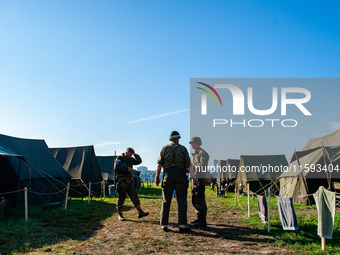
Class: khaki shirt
192,147,209,167
157,141,191,170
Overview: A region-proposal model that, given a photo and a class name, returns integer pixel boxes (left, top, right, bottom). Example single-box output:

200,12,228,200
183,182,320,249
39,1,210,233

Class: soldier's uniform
191,147,209,216
157,140,191,228
189,137,209,228
114,153,142,210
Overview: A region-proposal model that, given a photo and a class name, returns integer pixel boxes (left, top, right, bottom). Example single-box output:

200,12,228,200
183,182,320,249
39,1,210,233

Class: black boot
137,209,149,219
193,214,207,228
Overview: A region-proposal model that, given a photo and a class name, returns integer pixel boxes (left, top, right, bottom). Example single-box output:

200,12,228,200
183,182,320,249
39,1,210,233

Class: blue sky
0,1,339,170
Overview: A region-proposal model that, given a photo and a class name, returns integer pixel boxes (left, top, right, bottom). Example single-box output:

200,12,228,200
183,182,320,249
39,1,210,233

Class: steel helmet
189,137,202,145
169,131,181,140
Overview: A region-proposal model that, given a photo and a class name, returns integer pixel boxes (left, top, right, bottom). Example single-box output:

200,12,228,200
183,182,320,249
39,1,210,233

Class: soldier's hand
128,167,133,173
193,178,199,188
155,177,160,186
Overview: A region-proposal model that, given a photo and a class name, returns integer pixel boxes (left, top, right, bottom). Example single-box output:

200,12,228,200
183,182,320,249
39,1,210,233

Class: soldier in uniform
114,147,149,221
189,137,209,228
155,131,199,233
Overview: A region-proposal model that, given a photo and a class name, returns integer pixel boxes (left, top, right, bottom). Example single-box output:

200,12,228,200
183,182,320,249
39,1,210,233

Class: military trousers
116,179,140,210
191,178,207,215
160,168,189,226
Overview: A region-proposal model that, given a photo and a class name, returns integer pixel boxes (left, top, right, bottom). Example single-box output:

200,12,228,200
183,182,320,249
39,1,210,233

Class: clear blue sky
0,1,339,170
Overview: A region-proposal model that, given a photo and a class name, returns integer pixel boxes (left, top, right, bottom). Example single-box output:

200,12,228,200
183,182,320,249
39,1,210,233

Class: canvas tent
237,155,288,195
97,155,116,195
50,146,103,196
0,134,71,206
97,156,116,182
279,130,340,204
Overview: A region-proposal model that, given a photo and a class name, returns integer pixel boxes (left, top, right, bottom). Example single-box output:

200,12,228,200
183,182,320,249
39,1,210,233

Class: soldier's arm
132,153,142,165
155,164,162,186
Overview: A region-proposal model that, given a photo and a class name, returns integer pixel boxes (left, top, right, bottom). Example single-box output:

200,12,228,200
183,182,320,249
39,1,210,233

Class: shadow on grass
0,198,127,254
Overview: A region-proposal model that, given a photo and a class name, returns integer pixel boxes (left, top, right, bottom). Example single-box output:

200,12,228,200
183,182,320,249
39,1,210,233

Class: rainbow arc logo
196,82,223,106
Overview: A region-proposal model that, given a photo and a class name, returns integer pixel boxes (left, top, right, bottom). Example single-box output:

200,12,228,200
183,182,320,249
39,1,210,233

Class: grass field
0,185,339,254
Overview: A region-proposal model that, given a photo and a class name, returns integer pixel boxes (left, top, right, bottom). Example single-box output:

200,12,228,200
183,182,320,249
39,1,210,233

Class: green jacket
157,141,191,170
192,147,209,167
114,153,142,178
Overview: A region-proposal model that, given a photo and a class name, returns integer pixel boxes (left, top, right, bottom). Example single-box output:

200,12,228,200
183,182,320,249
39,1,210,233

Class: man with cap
114,147,149,221
189,137,209,228
155,131,199,233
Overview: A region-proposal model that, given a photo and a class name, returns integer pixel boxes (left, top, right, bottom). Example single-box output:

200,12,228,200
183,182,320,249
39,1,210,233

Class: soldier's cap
169,131,181,140
189,137,202,145
126,147,134,153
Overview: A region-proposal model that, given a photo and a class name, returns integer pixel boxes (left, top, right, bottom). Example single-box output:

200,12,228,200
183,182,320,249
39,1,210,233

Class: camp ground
279,130,340,205
50,146,103,197
0,134,71,207
236,154,288,196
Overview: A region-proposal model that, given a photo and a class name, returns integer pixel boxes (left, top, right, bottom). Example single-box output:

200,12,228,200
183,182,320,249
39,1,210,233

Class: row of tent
0,133,118,207
217,129,340,205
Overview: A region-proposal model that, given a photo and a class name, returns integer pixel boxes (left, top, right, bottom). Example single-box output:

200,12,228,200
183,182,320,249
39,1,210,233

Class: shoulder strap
168,144,181,165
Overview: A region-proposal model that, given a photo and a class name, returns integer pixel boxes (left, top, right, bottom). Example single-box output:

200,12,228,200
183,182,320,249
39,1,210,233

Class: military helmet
169,131,181,140
189,136,202,145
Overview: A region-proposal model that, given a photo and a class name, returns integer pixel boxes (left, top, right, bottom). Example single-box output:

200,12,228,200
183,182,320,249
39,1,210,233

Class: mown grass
0,186,339,254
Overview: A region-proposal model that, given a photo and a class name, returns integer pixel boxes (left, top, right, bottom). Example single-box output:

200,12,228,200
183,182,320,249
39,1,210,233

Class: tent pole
295,151,311,205
321,143,332,190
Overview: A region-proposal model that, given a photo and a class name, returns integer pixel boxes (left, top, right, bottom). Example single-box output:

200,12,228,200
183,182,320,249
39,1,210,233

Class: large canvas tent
50,146,103,196
97,156,116,182
237,155,288,195
97,155,116,195
0,134,71,206
279,130,340,204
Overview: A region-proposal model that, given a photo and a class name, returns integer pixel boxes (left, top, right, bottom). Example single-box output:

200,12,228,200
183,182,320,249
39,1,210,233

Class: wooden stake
24,187,28,221
322,237,326,251
268,187,270,232
65,183,70,210
248,183,250,217
235,183,237,205
88,182,91,204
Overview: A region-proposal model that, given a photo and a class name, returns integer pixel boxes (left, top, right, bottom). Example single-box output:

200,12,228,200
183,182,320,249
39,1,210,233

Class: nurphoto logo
195,80,312,128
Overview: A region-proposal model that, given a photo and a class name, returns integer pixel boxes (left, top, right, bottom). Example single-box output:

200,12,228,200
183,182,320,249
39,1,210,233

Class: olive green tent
279,141,340,205
236,154,288,195
50,146,103,196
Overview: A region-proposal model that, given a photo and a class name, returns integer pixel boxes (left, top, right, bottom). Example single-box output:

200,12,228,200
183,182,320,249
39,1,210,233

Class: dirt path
40,196,298,255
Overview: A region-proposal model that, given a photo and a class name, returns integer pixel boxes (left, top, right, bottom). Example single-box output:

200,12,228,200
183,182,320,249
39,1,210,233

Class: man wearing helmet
189,136,209,228
156,131,199,233
114,147,149,221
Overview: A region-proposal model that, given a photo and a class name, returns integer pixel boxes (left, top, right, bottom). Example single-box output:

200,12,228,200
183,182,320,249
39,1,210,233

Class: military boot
193,214,207,228
118,213,125,221
189,213,200,224
137,209,149,219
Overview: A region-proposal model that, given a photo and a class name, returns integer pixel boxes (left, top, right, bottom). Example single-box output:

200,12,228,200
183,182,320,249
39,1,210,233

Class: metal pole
65,183,70,210
248,183,250,217
268,187,270,232
24,187,28,221
88,182,91,204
